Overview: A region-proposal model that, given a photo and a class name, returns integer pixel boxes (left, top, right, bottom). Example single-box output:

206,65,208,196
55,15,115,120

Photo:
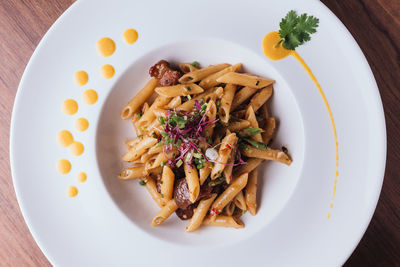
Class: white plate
10,0,386,266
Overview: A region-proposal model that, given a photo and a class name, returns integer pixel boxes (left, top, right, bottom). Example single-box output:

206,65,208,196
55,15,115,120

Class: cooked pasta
118,60,291,232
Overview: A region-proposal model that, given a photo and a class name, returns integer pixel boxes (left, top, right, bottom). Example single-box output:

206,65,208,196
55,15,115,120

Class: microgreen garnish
191,61,199,68
137,112,143,118
277,10,319,50
242,138,270,150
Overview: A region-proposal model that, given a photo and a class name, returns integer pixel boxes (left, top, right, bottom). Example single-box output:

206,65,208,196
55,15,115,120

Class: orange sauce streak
263,31,339,219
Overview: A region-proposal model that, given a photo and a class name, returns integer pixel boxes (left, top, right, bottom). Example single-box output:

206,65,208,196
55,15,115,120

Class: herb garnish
242,138,270,150
191,61,199,68
277,10,319,50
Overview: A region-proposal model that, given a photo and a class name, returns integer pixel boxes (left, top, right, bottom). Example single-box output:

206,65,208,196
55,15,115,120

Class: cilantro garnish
278,10,319,50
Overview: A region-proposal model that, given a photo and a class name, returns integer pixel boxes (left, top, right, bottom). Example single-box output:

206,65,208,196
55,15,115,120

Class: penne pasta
211,173,248,213
216,72,274,89
179,63,230,83
227,119,250,131
211,132,238,179
136,96,170,130
234,158,263,177
118,60,292,232
151,199,178,226
245,169,258,215
245,106,263,142
224,201,236,216
203,100,217,138
234,191,247,211
241,145,292,165
121,78,158,120
202,215,244,229
185,194,217,232
160,166,175,205
179,62,199,73
218,84,236,124
155,83,204,97
184,164,200,203
199,63,242,89
248,84,273,112
118,166,146,180
144,177,163,208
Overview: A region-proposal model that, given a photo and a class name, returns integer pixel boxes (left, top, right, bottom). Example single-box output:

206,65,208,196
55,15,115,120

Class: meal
118,60,291,232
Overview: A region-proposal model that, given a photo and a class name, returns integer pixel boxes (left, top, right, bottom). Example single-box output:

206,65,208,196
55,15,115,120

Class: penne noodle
165,96,182,109
234,191,247,211
224,201,236,216
234,158,263,177
121,78,158,120
248,85,273,112
216,72,274,89
245,169,258,215
245,106,263,142
179,63,230,83
203,100,217,138
185,194,217,232
118,166,146,180
136,96,170,130
202,215,244,229
179,62,199,73
223,140,237,184
227,119,250,131
211,132,238,179
231,86,258,110
121,136,158,161
144,177,163,208
241,145,292,165
145,150,175,171
199,63,242,89
184,164,200,203
140,152,153,163
263,117,276,144
155,84,204,97
153,108,168,118
160,166,175,205
199,162,212,185
145,118,162,136
148,145,165,155
211,173,248,213
218,84,236,124
151,199,178,226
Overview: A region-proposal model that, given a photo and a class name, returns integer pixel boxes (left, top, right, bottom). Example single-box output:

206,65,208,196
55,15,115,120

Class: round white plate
10,0,386,266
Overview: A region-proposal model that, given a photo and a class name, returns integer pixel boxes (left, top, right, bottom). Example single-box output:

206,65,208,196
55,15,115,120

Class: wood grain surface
0,0,398,266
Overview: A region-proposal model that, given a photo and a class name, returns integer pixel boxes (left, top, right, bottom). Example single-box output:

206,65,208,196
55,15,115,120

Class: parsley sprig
278,10,319,50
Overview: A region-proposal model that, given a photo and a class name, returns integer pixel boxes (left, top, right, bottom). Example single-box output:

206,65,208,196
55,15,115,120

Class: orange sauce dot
74,70,88,86
67,186,78,197
57,159,71,174
57,130,74,147
96,37,116,57
123,28,138,44
62,99,78,115
82,89,98,105
69,141,84,156
75,118,89,132
100,64,115,79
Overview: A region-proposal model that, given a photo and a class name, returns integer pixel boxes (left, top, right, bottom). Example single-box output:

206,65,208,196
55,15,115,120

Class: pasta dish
119,60,291,232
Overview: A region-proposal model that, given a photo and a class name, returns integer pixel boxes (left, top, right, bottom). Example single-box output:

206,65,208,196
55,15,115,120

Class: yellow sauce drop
75,118,89,132
123,28,138,44
82,89,98,105
327,213,331,219
57,159,71,174
330,203,333,208
100,64,115,79
67,186,78,197
74,70,88,86
262,32,292,60
263,32,340,219
69,141,84,156
57,130,74,147
77,172,87,183
62,99,78,115
96,37,116,57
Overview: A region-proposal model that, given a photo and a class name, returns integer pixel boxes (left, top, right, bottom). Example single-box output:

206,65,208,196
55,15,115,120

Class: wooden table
1,0,398,265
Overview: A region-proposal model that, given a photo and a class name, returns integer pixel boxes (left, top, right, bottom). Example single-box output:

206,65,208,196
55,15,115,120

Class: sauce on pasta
96,37,115,57
100,64,115,79
75,117,89,132
82,89,98,105
123,28,138,44
263,31,339,219
62,99,78,115
74,70,88,86
57,130,74,147
57,159,71,174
